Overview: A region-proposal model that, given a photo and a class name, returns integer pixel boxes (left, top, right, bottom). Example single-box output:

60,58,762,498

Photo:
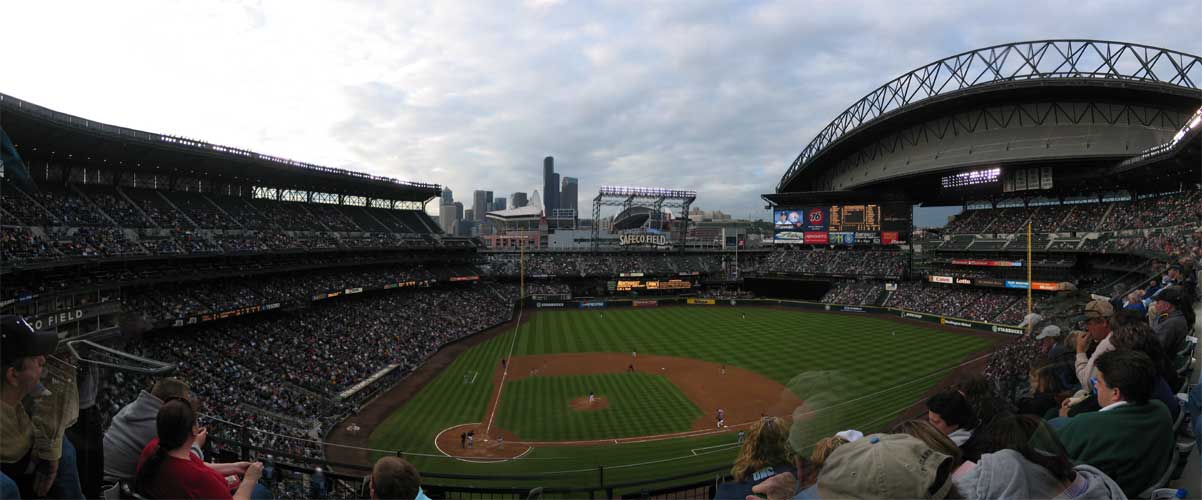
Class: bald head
371,457,421,500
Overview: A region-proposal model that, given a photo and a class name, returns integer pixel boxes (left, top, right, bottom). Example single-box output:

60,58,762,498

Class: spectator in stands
1016,364,1064,419
926,391,976,446
1108,323,1181,421
368,456,428,500
1073,300,1115,390
1150,286,1189,354
134,398,266,499
1122,291,1147,316
309,467,326,499
715,416,794,499
103,378,197,483
891,420,967,478
1055,351,1174,496
954,414,1124,499
1017,305,1042,335
0,315,83,500
815,433,959,499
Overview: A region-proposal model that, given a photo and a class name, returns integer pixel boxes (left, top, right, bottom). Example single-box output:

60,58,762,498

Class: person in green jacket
1055,350,1174,497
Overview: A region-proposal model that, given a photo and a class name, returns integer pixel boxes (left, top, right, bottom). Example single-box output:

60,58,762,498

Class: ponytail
135,398,197,496
134,445,170,494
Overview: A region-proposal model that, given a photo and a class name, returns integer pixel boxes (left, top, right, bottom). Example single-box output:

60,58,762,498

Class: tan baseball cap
817,433,954,499
1082,300,1114,320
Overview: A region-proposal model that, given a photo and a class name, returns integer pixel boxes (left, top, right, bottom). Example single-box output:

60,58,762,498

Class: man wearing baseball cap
1150,286,1189,354
1073,299,1115,390
0,315,82,499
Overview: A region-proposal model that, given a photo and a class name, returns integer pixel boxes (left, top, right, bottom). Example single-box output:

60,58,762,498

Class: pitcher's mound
570,396,609,411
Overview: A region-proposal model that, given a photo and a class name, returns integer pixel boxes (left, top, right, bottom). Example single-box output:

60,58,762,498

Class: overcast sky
3,1,1200,226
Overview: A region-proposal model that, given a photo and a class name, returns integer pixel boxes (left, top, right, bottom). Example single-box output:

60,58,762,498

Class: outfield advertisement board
578,301,607,308
686,298,716,305
536,302,565,308
632,299,659,307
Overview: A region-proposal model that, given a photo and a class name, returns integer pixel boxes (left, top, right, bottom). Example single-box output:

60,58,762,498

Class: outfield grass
495,372,702,441
366,306,993,491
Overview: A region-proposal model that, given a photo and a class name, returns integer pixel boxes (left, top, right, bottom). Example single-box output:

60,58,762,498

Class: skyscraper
511,192,528,208
472,190,493,222
493,197,507,211
439,200,465,235
560,177,578,214
441,188,453,205
543,156,559,215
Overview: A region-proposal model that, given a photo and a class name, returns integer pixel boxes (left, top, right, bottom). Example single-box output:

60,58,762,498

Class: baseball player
716,408,726,429
588,391,595,404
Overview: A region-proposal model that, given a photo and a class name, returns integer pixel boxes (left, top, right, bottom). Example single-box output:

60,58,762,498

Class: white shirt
948,428,973,446
1098,400,1130,412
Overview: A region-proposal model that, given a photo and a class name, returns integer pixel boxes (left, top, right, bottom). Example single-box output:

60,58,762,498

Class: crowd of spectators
1,183,448,264
100,280,515,475
481,252,732,277
944,191,1200,236
756,248,907,277
820,281,880,305
882,282,1034,323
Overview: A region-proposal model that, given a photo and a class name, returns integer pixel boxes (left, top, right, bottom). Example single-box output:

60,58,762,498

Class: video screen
773,203,910,245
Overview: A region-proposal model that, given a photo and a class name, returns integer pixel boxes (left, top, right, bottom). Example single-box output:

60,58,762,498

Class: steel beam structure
591,186,696,252
779,40,1202,192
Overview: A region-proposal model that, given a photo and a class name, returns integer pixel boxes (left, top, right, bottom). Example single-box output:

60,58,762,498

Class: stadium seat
1138,445,1180,499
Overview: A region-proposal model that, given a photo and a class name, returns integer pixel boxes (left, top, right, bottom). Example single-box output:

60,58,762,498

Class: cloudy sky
3,0,1200,225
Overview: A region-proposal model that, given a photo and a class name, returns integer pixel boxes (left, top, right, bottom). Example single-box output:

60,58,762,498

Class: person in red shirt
134,398,266,499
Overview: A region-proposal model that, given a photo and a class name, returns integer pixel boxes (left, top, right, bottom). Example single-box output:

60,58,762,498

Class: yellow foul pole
1027,221,1032,315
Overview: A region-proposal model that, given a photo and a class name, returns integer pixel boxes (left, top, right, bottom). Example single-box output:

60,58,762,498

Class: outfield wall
529,297,1024,336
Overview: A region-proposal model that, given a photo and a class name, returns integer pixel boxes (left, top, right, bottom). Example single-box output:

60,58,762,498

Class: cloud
2,0,1199,220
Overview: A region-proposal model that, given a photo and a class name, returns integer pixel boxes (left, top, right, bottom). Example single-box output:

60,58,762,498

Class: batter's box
463,371,479,384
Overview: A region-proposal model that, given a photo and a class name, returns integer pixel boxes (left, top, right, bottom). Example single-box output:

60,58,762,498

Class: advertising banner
449,276,480,282
578,301,607,309
955,277,973,285
803,232,829,244
686,298,716,305
928,275,954,284
951,259,1022,267
854,232,880,245
881,231,899,245
840,305,865,312
345,287,363,295
976,278,1005,287
536,302,565,308
941,317,974,329
829,232,855,245
632,299,659,308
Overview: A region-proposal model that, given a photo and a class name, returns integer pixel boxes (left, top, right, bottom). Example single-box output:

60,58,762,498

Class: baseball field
326,305,998,493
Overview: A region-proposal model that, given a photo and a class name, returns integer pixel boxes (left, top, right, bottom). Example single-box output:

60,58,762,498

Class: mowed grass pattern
367,305,995,490
495,372,702,441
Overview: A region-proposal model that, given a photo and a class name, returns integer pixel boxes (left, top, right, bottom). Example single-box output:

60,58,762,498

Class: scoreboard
609,279,695,292
773,203,910,245
828,205,879,232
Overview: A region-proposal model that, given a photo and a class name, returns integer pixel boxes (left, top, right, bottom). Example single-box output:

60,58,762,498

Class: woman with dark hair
927,390,976,446
953,415,1124,499
134,399,266,499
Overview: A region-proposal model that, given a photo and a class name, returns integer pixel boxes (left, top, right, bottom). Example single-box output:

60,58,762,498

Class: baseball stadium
2,38,1202,500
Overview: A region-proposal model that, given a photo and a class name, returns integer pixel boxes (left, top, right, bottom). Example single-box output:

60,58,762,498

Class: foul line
485,304,524,434
691,442,740,456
